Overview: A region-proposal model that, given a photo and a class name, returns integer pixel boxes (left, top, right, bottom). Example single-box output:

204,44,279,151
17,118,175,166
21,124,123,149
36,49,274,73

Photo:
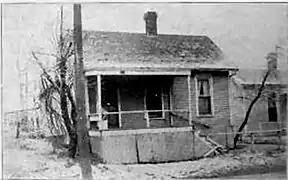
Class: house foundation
89,127,210,164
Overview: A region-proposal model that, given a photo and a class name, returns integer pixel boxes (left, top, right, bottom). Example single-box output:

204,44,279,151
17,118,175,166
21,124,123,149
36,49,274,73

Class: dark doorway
268,92,278,122
102,76,119,129
146,86,163,118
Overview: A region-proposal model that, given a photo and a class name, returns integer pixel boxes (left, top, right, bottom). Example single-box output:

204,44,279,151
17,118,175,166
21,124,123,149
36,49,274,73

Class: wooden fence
4,107,66,138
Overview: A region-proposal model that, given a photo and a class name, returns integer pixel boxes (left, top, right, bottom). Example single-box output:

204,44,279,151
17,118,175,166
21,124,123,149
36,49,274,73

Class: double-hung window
196,76,213,116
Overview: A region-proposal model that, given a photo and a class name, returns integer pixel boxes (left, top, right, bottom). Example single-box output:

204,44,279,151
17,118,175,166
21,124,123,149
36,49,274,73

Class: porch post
117,87,122,128
169,87,174,126
84,77,90,128
144,88,150,128
161,87,165,118
97,75,102,121
187,75,192,126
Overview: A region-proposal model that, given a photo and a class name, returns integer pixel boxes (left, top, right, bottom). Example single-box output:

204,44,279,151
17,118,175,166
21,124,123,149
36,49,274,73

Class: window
146,86,164,119
196,76,213,116
268,92,278,122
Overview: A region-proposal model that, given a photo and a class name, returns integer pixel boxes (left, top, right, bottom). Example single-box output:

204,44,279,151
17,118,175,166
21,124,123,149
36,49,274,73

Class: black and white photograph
2,2,288,179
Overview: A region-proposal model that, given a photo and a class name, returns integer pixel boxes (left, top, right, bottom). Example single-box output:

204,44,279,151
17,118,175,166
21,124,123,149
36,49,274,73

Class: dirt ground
3,128,287,180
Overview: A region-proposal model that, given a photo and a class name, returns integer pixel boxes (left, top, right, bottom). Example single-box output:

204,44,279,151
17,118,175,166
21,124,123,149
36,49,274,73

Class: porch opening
146,84,164,119
86,75,192,130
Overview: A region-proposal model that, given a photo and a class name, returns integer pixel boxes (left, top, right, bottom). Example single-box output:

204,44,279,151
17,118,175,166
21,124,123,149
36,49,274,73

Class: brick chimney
144,11,158,36
266,52,277,71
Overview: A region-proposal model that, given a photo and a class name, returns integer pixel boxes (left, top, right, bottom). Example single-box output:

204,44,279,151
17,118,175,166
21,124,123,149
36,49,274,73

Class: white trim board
85,70,191,76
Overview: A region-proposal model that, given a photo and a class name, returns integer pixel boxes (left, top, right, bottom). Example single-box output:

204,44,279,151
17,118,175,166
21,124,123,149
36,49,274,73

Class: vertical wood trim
85,78,90,116
161,87,165,118
117,87,122,128
194,76,199,116
209,75,215,116
97,75,102,121
84,78,90,126
228,77,232,126
169,86,174,126
187,75,192,125
144,88,149,128
242,90,248,133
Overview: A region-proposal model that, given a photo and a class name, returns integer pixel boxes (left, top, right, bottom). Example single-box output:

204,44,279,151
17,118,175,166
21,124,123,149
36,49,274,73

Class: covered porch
85,67,194,131
84,67,211,164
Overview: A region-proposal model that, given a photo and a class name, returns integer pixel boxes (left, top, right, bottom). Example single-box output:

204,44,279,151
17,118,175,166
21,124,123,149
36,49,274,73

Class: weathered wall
171,72,232,145
90,133,138,164
230,80,246,132
89,127,210,164
171,76,190,127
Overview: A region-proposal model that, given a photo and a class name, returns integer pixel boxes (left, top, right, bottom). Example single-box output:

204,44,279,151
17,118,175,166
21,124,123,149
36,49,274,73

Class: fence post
192,125,195,158
16,122,20,139
225,126,228,149
250,133,255,153
231,125,235,148
277,130,282,150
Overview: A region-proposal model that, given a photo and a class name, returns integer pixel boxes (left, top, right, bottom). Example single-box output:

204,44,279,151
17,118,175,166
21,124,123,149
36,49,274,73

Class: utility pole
73,4,93,180
59,4,64,58
286,5,288,65
286,5,288,125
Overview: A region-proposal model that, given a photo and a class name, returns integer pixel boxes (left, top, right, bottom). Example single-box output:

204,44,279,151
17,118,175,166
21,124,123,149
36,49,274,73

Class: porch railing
88,109,189,129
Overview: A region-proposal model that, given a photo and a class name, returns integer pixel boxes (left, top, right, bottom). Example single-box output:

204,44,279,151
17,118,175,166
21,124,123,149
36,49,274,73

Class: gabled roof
82,30,235,72
233,68,287,86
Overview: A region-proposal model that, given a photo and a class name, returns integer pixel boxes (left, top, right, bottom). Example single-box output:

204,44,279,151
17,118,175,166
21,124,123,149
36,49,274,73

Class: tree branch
234,69,271,148
32,51,60,92
33,51,58,58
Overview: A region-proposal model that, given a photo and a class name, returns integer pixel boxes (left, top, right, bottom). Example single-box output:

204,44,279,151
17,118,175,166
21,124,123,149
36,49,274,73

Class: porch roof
84,61,238,76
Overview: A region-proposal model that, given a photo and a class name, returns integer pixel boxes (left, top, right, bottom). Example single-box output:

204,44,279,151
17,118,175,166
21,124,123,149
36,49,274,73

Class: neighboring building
83,11,237,163
230,52,287,135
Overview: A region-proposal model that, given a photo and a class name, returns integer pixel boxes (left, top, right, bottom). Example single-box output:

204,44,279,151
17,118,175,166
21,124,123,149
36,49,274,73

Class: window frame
195,74,214,117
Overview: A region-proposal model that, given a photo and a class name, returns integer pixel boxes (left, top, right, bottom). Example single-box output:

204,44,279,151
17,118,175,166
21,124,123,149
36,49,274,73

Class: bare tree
31,6,78,157
32,28,77,157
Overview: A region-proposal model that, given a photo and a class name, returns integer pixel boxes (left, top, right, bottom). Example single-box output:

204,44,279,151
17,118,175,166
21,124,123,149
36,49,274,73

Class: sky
2,3,288,112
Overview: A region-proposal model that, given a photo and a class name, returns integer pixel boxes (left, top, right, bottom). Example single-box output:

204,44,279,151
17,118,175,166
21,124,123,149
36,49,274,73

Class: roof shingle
82,30,227,71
